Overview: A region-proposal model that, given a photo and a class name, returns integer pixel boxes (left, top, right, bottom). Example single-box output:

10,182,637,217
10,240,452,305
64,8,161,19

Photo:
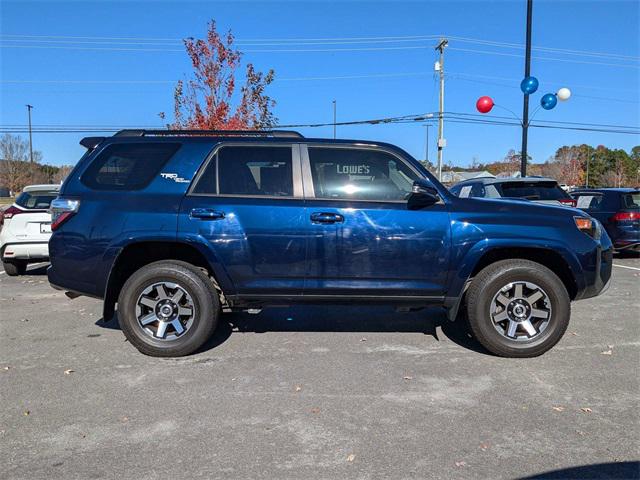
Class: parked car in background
571,188,640,253
48,130,612,358
449,177,577,206
0,184,60,275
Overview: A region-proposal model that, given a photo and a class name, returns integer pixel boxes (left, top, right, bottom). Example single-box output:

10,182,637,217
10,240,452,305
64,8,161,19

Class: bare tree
0,134,44,193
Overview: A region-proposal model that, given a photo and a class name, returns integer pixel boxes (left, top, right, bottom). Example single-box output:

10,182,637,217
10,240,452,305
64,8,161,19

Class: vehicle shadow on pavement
97,306,489,356
520,460,640,479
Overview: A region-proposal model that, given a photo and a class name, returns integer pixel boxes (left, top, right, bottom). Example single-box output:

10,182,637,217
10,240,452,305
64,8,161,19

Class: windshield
15,191,58,210
497,182,570,201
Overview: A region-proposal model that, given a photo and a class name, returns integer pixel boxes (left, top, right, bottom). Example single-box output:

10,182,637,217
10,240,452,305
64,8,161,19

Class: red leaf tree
161,21,276,130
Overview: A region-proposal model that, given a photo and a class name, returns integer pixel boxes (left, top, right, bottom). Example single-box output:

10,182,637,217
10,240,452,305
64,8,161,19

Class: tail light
2,206,25,220
559,198,577,207
612,211,639,222
50,198,80,231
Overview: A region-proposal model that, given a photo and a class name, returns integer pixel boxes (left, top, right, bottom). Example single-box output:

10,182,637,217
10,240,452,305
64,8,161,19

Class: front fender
443,238,585,321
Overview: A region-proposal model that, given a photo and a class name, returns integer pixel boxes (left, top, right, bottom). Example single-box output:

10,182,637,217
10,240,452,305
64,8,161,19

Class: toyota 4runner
48,130,612,357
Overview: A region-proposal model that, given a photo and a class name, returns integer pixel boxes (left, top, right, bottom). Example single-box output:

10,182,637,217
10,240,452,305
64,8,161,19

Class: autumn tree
161,21,276,130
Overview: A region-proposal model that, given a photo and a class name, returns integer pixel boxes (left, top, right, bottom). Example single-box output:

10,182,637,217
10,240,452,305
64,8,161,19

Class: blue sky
1,0,638,167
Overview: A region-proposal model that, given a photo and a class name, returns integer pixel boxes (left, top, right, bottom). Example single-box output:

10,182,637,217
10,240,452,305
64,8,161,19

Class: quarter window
82,143,181,190
308,147,419,201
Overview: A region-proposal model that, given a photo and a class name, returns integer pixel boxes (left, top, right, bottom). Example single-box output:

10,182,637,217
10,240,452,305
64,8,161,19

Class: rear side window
82,143,180,190
623,193,640,209
498,182,569,201
15,191,58,209
193,146,293,197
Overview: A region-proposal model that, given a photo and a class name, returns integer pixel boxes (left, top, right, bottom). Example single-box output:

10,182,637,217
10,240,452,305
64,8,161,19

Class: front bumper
575,232,614,301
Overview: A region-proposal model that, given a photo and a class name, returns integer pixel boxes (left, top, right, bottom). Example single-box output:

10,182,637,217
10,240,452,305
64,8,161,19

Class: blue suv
48,130,612,358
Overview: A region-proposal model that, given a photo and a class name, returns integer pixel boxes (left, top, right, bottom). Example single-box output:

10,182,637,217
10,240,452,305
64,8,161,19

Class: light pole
332,100,337,139
26,104,34,163
424,124,431,164
520,0,534,176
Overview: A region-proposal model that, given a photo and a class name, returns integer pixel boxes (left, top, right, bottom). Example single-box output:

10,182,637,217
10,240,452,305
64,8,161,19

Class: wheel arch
445,243,581,321
102,240,230,322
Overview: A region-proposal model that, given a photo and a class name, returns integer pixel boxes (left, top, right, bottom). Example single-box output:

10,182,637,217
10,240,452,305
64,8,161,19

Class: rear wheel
117,260,220,357
466,259,570,358
3,260,27,276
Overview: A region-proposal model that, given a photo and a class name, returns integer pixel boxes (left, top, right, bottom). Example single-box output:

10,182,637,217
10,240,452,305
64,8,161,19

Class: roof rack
114,129,304,138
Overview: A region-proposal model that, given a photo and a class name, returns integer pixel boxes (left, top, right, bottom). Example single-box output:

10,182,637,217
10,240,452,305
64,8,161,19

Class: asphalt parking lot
1,257,639,480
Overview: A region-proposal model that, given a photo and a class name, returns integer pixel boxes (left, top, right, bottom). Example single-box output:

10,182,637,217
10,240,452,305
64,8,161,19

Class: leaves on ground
64,369,74,375
403,376,413,380
552,406,565,412
346,454,355,462
455,461,467,467
294,385,302,392
580,407,593,413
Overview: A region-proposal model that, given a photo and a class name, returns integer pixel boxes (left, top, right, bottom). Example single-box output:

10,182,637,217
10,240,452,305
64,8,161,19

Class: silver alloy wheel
135,282,195,341
490,281,552,342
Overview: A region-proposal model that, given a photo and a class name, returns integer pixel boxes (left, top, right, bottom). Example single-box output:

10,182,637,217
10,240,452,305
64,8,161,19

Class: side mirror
407,180,439,210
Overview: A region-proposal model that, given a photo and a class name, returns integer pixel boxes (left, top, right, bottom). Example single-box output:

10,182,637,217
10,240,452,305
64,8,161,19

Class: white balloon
557,87,571,101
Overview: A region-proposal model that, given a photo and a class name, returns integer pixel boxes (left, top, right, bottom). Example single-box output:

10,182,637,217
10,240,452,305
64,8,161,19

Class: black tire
3,260,27,276
466,259,570,358
117,260,220,357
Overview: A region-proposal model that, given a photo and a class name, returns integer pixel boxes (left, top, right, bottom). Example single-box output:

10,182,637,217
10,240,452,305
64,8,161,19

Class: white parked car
0,184,60,276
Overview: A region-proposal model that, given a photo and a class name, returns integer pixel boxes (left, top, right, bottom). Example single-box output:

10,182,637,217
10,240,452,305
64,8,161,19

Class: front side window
82,143,181,190
308,147,419,201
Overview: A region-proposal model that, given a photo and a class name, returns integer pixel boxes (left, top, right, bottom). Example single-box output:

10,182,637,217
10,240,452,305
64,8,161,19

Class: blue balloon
520,76,539,95
540,93,558,110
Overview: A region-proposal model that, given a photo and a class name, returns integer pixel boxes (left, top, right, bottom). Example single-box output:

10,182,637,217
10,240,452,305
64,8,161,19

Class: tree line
447,145,640,187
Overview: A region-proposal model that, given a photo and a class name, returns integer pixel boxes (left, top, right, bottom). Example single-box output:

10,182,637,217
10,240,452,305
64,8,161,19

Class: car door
179,143,308,296
301,144,451,298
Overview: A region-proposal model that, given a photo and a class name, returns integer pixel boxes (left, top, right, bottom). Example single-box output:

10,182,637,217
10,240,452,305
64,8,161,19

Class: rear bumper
1,242,49,261
614,240,640,252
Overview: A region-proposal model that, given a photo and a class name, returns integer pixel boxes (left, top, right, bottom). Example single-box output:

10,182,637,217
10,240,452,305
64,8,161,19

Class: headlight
574,216,600,239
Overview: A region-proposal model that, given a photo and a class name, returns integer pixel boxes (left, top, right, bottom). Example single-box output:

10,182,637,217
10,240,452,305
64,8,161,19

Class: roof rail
114,129,304,138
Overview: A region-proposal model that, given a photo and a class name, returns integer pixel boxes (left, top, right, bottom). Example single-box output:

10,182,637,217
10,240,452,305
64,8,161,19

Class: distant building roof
441,170,495,184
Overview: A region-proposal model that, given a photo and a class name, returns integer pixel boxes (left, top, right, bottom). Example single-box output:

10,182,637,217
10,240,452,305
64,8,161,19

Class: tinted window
308,147,419,201
15,191,58,209
623,193,640,209
82,143,180,190
498,182,570,201
469,183,486,198
449,185,462,196
217,146,293,197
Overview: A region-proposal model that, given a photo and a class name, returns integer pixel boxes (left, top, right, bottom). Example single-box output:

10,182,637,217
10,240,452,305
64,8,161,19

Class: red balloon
476,96,494,114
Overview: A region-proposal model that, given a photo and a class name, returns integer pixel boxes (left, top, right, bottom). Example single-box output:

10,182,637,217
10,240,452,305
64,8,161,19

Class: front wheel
466,259,570,358
117,260,220,357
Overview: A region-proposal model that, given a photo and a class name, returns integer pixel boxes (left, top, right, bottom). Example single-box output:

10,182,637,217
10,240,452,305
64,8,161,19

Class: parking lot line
613,263,640,271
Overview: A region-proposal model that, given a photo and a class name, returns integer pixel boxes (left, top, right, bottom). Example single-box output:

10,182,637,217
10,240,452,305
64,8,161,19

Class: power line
2,33,638,61
447,47,638,69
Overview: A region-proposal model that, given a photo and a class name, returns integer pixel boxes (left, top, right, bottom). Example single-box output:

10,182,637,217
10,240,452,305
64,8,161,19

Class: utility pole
520,0,533,177
435,38,448,182
332,100,337,139
26,104,34,163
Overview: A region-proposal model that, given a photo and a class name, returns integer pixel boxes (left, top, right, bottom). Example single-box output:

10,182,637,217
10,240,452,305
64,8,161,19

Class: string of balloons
476,76,571,116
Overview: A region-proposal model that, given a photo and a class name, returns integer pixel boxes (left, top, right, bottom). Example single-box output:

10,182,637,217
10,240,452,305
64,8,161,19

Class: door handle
190,208,225,220
310,212,344,224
